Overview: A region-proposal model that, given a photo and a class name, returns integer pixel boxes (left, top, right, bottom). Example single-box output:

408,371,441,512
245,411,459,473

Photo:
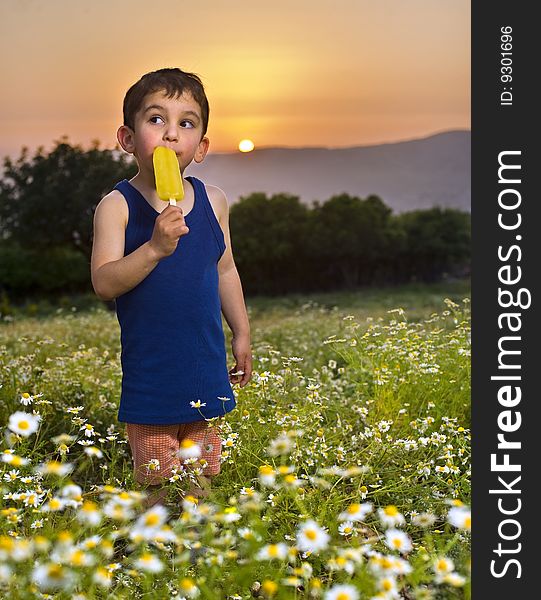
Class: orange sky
0,0,470,158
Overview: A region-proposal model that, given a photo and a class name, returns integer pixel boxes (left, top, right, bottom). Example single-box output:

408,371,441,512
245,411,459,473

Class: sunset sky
0,0,470,158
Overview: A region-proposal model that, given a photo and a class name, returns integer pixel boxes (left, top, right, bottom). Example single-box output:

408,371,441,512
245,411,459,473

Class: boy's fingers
162,203,182,213
228,350,252,386
229,362,248,385
159,205,184,221
245,362,253,381
238,357,252,387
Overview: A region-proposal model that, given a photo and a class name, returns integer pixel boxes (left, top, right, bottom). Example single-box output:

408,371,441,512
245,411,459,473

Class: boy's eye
180,120,195,129
149,116,165,124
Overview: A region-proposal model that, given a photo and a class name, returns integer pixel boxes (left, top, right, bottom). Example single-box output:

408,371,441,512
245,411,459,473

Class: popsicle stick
169,199,177,206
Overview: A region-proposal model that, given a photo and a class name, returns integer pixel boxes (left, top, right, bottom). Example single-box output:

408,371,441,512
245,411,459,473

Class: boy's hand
229,334,252,388
148,205,189,259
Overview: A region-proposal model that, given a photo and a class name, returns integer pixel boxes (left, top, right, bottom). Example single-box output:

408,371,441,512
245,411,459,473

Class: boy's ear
117,125,136,154
193,136,210,164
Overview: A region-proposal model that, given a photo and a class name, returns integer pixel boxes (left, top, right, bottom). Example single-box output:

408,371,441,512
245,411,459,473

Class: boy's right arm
91,191,188,301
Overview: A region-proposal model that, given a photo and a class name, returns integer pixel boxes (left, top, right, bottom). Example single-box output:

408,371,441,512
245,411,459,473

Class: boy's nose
163,126,179,142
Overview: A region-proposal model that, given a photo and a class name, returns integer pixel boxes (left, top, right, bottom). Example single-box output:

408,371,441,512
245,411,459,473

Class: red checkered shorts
126,419,223,485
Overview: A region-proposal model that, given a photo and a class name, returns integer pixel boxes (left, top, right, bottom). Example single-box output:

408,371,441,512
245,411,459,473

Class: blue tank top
113,176,236,424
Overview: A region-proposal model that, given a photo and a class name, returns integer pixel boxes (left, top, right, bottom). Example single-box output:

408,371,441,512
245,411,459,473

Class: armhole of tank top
190,177,226,258
114,182,133,256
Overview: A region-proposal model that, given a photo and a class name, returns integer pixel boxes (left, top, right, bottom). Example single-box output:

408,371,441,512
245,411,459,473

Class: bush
0,242,90,295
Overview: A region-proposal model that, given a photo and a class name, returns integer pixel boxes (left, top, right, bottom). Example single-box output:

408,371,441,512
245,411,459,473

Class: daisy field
0,281,471,599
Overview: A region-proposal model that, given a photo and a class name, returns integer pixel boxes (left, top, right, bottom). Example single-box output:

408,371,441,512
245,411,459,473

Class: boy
91,68,252,506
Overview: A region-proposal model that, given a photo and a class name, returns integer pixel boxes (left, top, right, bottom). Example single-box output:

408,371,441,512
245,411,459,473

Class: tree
0,141,471,298
307,193,393,288
395,207,471,281
0,139,137,259
230,192,310,294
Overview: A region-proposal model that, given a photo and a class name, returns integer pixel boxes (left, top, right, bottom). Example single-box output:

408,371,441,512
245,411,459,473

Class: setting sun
238,139,255,153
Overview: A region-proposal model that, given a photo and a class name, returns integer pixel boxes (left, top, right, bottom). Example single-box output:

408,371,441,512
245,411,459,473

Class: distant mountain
186,130,470,213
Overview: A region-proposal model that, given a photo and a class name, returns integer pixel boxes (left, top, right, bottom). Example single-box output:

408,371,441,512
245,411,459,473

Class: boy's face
117,90,209,173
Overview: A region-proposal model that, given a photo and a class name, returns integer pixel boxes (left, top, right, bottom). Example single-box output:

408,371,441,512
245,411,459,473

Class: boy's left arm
208,186,252,388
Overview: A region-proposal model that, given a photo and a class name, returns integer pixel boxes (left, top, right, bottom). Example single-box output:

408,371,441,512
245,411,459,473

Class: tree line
0,141,470,300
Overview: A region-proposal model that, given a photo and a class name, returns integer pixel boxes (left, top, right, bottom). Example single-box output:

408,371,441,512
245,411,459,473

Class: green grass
0,280,471,599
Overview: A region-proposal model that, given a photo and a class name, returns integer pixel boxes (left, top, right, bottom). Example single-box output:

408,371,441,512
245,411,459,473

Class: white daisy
131,504,169,540
65,548,95,567
326,556,356,575
296,519,330,553
377,575,399,597
80,423,96,438
378,506,405,528
294,561,313,579
83,446,103,458
76,501,102,526
134,552,164,573
190,400,206,408
324,583,360,600
3,469,20,482
110,490,137,506
411,512,437,528
42,497,68,512
256,543,289,561
146,458,160,471
434,556,455,579
21,490,44,507
385,556,413,576
338,502,373,522
384,529,412,554
93,566,113,587
238,527,260,541
182,494,200,512
338,521,357,536
153,526,178,543
283,473,304,488
267,434,294,456
1,452,29,467
11,538,33,560
32,563,75,591
179,577,200,598
20,393,34,406
8,411,40,437
177,439,201,460
215,507,242,523
102,501,134,521
259,465,276,487
447,506,471,531
60,484,83,501
442,572,466,587
36,461,73,477
79,535,102,550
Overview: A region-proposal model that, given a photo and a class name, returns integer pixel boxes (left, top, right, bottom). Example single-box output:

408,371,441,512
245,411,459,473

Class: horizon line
208,129,471,155
1,128,471,161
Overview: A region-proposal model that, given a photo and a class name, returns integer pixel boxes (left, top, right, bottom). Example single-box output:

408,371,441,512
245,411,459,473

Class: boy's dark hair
123,68,210,136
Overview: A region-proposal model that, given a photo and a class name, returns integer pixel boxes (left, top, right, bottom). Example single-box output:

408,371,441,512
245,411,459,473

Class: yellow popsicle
152,146,184,206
